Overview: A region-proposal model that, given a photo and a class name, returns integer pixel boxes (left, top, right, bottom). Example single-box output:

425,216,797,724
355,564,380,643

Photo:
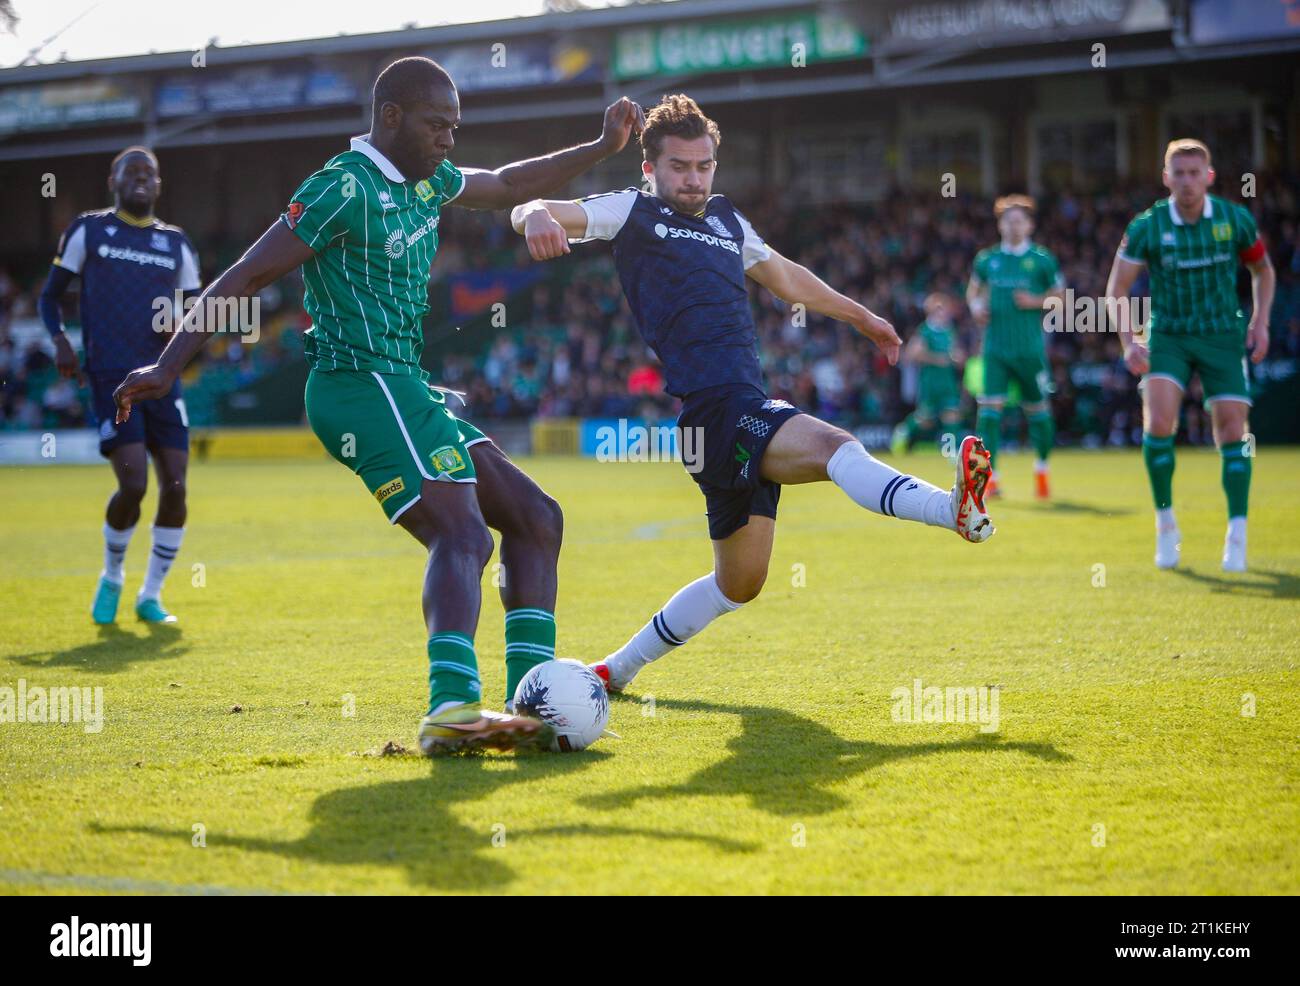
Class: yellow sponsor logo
1212,222,1233,242
374,476,405,503
430,445,466,474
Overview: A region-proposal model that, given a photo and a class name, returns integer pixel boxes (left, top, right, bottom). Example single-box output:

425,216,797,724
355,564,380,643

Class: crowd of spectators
3,175,1299,445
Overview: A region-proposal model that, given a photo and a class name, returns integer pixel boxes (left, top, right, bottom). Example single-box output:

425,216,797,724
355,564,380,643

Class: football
512,659,610,752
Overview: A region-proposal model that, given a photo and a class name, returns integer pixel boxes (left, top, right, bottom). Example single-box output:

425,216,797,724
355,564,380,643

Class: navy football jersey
53,208,201,373
576,188,771,398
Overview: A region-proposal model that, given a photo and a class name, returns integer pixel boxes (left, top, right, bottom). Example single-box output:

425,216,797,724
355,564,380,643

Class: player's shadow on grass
6,624,187,674
1000,499,1134,517
1171,567,1300,600
584,696,1070,818
91,750,756,891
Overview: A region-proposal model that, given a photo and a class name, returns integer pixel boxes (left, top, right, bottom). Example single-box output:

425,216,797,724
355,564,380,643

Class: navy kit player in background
40,146,201,625
512,95,996,692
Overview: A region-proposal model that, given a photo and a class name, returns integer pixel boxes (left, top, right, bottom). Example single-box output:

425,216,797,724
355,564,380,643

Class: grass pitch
1,446,1297,895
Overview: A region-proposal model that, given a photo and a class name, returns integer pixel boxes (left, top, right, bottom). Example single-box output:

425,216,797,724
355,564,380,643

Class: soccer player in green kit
114,57,646,753
892,293,966,454
966,195,1065,499
1105,139,1274,572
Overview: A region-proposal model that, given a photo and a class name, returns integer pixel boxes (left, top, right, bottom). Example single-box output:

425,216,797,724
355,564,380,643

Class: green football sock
1220,440,1251,519
1142,433,1176,511
976,406,1002,470
427,632,481,713
1028,411,1054,462
504,608,556,702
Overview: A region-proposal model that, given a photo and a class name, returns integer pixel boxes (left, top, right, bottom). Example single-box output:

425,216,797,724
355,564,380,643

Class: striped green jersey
917,320,958,391
282,137,466,376
1118,195,1261,335
972,241,1063,359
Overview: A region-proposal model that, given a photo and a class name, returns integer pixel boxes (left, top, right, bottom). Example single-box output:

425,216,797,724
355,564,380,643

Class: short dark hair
373,57,454,114
640,93,721,162
110,145,157,175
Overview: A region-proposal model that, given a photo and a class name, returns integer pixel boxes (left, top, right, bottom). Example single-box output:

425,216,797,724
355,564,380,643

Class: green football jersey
917,320,957,391
282,137,466,377
972,242,1062,359
1119,194,1260,335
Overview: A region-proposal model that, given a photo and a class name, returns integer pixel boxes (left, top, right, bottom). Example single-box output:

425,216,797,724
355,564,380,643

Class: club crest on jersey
150,232,169,251
285,201,305,229
384,229,406,259
430,445,466,474
374,476,405,504
705,214,732,238
1212,222,1233,242
414,180,436,205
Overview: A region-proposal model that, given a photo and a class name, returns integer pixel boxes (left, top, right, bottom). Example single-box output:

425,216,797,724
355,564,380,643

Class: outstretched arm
1245,254,1275,364
114,221,314,421
1104,252,1146,375
747,249,902,365
453,98,644,211
509,199,590,260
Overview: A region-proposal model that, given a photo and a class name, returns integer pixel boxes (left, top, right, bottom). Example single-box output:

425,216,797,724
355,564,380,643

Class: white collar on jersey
1167,195,1212,226
350,136,407,183
999,238,1032,256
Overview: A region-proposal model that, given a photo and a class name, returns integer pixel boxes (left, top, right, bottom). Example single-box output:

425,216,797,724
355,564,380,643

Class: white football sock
1156,507,1178,532
827,440,954,529
140,525,184,601
1227,516,1246,540
606,573,743,684
102,523,134,585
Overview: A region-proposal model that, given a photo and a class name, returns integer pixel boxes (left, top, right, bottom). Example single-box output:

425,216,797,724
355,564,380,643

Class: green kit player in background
966,195,1065,499
892,293,966,455
1105,139,1274,572
115,57,646,753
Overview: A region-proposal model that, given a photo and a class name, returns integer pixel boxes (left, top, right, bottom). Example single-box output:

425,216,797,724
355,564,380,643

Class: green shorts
305,368,487,523
981,350,1051,405
916,378,961,418
1145,331,1251,407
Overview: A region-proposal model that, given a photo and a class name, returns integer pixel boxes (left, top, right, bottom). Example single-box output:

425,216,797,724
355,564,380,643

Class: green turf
1,447,1297,894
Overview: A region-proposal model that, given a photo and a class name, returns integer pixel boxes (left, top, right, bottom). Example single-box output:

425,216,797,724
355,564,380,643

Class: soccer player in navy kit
39,146,201,625
512,95,996,692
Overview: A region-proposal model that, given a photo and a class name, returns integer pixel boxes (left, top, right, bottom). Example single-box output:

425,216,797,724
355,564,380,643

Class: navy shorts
90,370,189,457
677,383,803,541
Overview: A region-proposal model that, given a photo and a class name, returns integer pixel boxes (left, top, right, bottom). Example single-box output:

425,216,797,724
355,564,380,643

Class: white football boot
1155,512,1181,570
1222,519,1247,573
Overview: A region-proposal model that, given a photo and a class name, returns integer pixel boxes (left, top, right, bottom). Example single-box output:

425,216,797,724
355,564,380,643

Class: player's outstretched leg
1025,400,1054,500
135,446,187,624
1212,399,1252,572
762,414,994,543
1142,378,1182,569
93,443,149,625
974,399,1004,497
592,517,768,692
469,441,563,707
398,479,552,754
